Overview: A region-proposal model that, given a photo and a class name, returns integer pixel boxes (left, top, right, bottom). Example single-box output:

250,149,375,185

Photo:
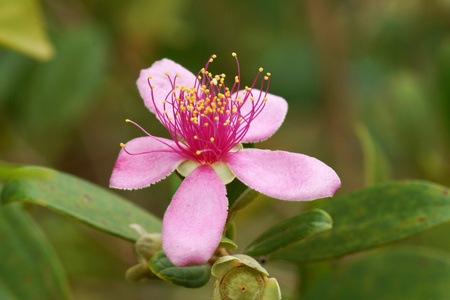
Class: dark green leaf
302,247,450,300
245,209,332,257
0,0,54,60
270,181,450,262
1,166,161,242
0,202,71,299
19,24,108,161
149,251,211,288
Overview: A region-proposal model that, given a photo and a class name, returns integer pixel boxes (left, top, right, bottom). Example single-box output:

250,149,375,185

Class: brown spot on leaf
443,189,449,196
417,217,426,223
83,193,92,203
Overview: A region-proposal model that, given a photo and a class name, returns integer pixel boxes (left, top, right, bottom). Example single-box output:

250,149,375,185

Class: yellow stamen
120,143,126,148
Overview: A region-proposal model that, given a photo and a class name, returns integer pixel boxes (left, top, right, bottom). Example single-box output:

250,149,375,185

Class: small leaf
0,202,71,300
149,251,211,288
355,123,391,186
0,0,54,60
245,209,332,257
302,246,450,300
227,187,261,222
270,181,450,262
219,236,238,250
1,166,161,242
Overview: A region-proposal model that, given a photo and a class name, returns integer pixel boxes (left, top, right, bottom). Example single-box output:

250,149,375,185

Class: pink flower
110,54,341,267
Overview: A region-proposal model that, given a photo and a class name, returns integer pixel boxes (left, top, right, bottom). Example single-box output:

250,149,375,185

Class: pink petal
235,90,288,143
162,165,228,266
110,136,186,189
137,58,196,119
224,149,341,201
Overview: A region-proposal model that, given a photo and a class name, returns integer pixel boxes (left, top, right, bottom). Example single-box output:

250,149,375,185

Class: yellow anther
232,52,237,57
120,143,126,148
264,76,269,80
168,117,172,120
198,76,202,80
210,137,215,142
250,97,254,101
176,74,180,77
164,110,168,114
162,100,166,104
125,119,130,122
226,110,230,114
238,117,243,121
259,67,263,72
152,85,155,89
214,116,219,120
165,72,168,75
175,84,179,88
235,76,239,83
267,72,271,76
204,123,209,126
194,135,198,139
212,54,217,58
209,58,213,62
226,119,230,123
148,75,153,79
172,90,176,94
196,150,201,155
263,97,268,101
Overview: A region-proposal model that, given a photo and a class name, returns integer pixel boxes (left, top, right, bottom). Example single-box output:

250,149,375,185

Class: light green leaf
1,166,161,242
270,181,450,262
149,251,211,288
0,202,71,299
0,0,54,60
245,209,332,257
302,247,450,300
219,236,238,250
355,123,391,186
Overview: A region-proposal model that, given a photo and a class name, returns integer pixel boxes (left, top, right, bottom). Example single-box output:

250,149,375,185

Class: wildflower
110,54,341,267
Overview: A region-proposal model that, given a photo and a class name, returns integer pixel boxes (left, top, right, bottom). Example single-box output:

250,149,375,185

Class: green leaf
270,181,450,262
245,209,332,257
302,247,450,300
227,187,261,222
355,123,391,186
219,236,238,250
0,202,71,299
149,251,211,288
1,166,161,242
0,0,54,60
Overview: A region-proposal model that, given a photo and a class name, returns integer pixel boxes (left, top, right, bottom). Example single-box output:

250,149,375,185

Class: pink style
110,54,341,267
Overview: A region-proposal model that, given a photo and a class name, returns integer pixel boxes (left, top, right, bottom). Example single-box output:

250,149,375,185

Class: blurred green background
1,0,449,299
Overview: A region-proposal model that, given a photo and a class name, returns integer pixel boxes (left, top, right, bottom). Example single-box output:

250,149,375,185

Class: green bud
126,224,162,282
211,255,281,300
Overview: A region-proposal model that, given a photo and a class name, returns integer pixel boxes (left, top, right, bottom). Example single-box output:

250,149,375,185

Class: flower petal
224,149,341,201
234,90,288,143
137,58,196,120
110,136,186,189
162,165,228,266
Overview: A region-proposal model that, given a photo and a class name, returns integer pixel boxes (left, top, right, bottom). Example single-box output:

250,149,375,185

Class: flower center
148,53,271,164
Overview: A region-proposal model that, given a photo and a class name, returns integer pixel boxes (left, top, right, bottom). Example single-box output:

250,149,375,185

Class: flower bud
126,224,162,282
211,254,281,300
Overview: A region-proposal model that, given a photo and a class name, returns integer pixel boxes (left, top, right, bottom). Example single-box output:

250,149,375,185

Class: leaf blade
271,181,450,262
1,166,161,242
